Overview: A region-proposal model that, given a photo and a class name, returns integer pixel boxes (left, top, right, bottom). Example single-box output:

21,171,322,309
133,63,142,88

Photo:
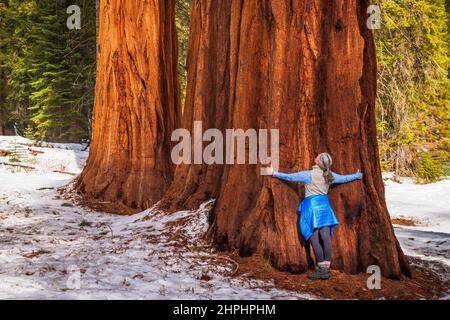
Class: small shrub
36,249,51,255
7,143,29,163
259,260,272,273
79,220,92,227
391,218,417,227
61,202,74,207
415,154,445,184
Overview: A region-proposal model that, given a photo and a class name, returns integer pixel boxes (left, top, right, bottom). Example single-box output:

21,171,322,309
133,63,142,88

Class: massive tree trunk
75,0,180,213
161,0,411,278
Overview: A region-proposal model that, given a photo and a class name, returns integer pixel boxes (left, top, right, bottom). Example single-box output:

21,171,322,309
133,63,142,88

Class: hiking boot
320,267,330,280
308,267,330,280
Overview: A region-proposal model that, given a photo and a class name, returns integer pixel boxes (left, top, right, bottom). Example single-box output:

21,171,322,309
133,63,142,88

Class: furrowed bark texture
161,0,411,278
76,0,180,212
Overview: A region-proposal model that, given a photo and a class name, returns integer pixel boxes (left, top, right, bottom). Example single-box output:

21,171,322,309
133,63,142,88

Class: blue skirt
298,194,339,241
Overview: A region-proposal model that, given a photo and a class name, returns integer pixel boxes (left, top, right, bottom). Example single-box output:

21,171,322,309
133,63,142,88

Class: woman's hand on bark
356,169,363,180
267,164,274,176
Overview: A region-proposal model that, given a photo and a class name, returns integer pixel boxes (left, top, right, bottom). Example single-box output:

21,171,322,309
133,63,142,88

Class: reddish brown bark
160,0,231,211
161,0,411,278
76,0,180,212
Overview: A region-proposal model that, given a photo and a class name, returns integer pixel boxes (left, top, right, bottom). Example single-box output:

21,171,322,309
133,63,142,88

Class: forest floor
0,136,449,300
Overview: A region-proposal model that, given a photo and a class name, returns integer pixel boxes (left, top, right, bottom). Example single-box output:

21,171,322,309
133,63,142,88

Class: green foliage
1,0,190,140
0,0,96,142
375,0,450,182
259,259,272,273
1,0,449,185
175,0,192,108
7,142,28,163
79,220,92,227
4,140,34,169
416,153,445,183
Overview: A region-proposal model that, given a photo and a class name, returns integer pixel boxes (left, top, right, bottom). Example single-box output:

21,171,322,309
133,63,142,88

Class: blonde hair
318,153,334,184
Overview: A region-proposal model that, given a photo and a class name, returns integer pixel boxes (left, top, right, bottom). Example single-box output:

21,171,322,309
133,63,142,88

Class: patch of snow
384,175,450,281
0,136,87,176
394,227,450,267
0,136,314,300
385,177,450,233
1,136,449,299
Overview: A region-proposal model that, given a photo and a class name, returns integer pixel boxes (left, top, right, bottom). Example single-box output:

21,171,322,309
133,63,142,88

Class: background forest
0,0,449,182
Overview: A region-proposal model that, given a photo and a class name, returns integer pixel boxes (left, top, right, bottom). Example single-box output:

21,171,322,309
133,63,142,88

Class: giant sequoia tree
76,0,180,212
160,0,411,278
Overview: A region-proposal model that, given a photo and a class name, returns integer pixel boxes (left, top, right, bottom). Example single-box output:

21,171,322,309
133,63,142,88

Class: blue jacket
273,170,362,185
272,169,362,239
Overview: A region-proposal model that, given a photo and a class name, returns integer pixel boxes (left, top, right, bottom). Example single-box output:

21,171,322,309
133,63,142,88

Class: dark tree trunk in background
0,65,6,135
160,0,231,211
0,25,6,136
160,0,411,278
76,0,181,213
95,0,99,55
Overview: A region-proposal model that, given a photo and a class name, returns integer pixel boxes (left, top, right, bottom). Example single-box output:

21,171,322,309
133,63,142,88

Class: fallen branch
215,255,240,276
194,254,240,277
93,222,115,240
0,162,35,171
28,148,45,155
16,142,35,147
22,249,52,259
0,150,10,157
53,170,77,176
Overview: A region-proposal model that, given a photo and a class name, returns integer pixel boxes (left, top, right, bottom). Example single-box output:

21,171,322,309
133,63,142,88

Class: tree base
231,254,446,299
59,181,140,216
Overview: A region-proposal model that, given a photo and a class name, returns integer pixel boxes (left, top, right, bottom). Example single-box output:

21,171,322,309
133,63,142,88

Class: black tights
310,227,332,262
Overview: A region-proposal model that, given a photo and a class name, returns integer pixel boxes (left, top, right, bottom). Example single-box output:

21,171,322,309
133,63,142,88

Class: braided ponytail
318,153,334,185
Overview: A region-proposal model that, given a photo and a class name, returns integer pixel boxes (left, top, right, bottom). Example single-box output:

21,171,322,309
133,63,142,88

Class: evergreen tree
1,0,449,184
375,0,450,180
0,0,37,134
175,0,191,107
1,0,96,142
26,0,96,142
0,0,8,134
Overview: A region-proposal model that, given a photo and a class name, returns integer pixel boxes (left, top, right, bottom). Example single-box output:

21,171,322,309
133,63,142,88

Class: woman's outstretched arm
331,171,363,184
272,170,312,184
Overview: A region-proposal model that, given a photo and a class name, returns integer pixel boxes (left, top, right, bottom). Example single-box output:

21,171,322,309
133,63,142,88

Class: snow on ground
384,175,450,269
0,136,314,299
0,136,88,175
0,136,449,299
